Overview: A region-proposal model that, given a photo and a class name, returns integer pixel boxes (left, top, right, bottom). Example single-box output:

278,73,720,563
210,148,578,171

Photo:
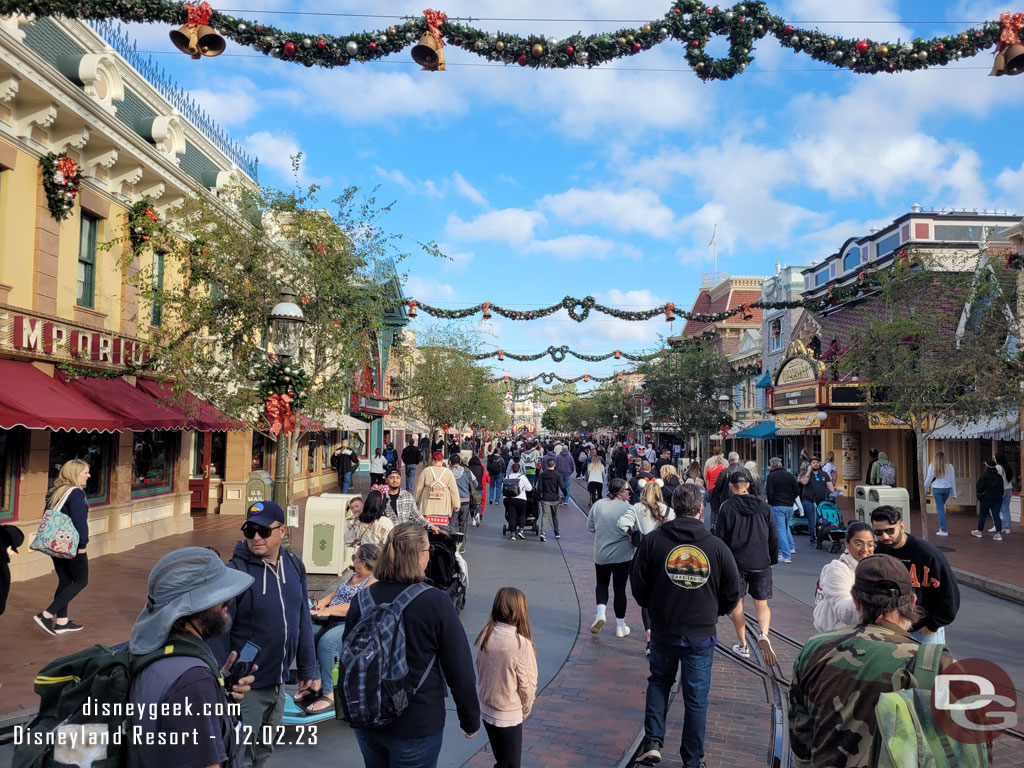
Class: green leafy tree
635,344,739,447
835,252,1022,538
587,382,637,432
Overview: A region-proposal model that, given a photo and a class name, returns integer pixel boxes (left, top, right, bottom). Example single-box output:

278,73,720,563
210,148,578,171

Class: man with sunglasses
870,505,960,646
210,501,316,767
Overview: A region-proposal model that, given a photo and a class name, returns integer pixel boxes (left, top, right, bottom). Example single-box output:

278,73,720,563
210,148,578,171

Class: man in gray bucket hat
127,546,257,768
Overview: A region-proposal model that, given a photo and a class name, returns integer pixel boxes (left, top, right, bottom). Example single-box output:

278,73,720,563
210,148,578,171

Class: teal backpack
873,643,991,768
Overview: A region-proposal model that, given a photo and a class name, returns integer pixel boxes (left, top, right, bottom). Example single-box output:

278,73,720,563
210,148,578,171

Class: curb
952,567,1024,606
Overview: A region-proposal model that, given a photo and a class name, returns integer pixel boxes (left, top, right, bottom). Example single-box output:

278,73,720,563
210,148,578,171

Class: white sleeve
923,465,935,492
820,560,859,627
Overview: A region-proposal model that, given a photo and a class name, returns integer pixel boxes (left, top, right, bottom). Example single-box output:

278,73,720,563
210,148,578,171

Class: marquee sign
0,307,153,368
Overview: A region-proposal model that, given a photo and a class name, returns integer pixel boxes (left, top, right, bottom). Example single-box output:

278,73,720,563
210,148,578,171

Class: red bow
664,302,675,322
1000,12,1024,46
56,156,78,177
408,300,418,318
266,393,295,437
423,8,447,46
186,1,213,27
497,349,504,360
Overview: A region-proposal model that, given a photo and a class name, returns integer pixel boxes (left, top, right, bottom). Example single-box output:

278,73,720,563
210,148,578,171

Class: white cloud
446,208,545,245
778,0,912,40
189,77,263,127
441,249,476,272
375,167,443,198
244,131,325,185
540,188,678,238
404,276,455,301
529,235,642,262
452,172,488,207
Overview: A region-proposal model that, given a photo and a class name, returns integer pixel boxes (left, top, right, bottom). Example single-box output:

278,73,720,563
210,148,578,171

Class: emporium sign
0,308,153,368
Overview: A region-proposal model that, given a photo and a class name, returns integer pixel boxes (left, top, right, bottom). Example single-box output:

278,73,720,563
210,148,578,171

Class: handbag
30,488,80,559
629,528,644,548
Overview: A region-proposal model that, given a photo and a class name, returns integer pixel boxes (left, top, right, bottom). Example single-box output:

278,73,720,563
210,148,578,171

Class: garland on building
0,1,1011,82
472,346,660,363
127,200,162,254
257,358,309,435
39,152,82,221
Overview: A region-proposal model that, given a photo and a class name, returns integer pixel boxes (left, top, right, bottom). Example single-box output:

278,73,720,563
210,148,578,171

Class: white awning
710,421,754,440
928,413,1020,442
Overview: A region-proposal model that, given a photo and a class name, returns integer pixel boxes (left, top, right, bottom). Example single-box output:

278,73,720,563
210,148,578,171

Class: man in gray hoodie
448,454,478,552
554,447,576,504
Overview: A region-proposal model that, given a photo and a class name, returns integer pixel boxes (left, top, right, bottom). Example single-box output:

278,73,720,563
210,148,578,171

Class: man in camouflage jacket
789,554,952,767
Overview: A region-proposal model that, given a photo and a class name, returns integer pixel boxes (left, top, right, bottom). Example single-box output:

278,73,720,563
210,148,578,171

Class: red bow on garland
407,300,418,318
999,12,1024,46
266,392,295,437
423,8,447,46
186,1,213,27
56,156,78,177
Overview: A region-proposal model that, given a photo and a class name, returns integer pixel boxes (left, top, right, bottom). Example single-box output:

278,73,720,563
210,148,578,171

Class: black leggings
588,481,603,504
595,561,631,619
47,553,89,618
504,498,526,532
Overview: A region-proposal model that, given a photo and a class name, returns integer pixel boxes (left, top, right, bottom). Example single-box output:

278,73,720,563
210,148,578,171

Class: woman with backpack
34,459,91,636
475,587,538,768
343,523,479,764
618,481,674,655
587,478,635,639
586,450,606,506
502,462,532,541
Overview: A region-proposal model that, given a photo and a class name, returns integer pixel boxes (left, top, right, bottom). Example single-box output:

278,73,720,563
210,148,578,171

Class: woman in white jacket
812,522,876,633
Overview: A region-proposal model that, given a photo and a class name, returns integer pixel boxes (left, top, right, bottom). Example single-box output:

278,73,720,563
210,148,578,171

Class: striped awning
927,413,1020,442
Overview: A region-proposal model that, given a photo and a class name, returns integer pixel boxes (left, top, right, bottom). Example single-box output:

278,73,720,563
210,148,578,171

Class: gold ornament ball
959,33,969,42
875,44,888,58
617,37,627,46
531,43,544,57
642,24,651,33
388,27,397,36
827,38,835,49
495,40,505,51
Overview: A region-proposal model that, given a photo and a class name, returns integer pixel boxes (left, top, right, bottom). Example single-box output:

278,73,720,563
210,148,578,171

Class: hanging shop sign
0,307,153,368
841,432,861,480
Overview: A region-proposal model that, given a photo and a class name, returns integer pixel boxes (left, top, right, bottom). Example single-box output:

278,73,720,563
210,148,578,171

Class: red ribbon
186,1,213,27
423,9,447,46
408,300,418,317
144,207,158,222
497,349,504,360
266,392,295,437
1000,12,1024,46
664,302,675,321
56,156,78,177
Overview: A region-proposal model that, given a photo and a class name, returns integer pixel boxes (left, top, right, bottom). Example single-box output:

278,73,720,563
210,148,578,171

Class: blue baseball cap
246,500,285,526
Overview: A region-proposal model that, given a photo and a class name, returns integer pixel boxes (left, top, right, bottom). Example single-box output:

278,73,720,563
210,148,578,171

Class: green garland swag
472,345,660,363
498,372,626,385
39,152,82,221
0,0,1007,82
257,358,310,412
127,200,162,254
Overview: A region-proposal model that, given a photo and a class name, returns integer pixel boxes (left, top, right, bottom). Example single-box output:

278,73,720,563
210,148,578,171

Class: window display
49,431,112,505
132,431,176,496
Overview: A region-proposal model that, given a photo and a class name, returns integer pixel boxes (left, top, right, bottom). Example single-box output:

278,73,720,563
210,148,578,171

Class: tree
635,344,739,447
835,251,1022,538
587,382,637,432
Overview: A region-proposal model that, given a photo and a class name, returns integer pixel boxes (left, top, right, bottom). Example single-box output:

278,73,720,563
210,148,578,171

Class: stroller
502,485,540,537
425,529,468,612
815,500,847,553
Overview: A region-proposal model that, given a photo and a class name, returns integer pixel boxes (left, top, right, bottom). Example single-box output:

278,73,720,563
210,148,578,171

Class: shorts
739,568,773,601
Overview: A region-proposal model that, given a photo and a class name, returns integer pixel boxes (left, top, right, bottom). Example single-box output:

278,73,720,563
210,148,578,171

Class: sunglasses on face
873,526,898,537
242,522,283,539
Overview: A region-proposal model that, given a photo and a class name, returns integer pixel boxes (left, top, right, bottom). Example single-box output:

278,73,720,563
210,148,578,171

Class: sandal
292,687,321,704
300,693,333,714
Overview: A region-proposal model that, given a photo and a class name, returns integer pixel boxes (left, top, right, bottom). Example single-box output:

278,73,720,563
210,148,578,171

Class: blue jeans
490,473,504,504
315,623,346,696
1000,488,1012,529
354,728,443,768
932,487,951,532
912,626,946,645
405,465,417,492
561,473,573,502
644,640,715,766
340,471,353,493
771,505,795,559
802,499,818,543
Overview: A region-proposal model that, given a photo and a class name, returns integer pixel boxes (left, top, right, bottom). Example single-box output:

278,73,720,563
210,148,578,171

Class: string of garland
410,268,889,325
39,152,82,221
471,345,660,363
0,0,1010,82
127,200,161,255
496,372,627,385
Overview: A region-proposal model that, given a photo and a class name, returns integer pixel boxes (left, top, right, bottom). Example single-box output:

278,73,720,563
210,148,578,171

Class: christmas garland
0,0,1011,82
472,346,660,363
497,372,626,385
257,358,310,409
127,200,161,254
39,152,82,221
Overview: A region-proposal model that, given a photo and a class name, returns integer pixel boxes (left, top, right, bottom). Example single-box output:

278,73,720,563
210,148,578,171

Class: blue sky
117,0,1022,390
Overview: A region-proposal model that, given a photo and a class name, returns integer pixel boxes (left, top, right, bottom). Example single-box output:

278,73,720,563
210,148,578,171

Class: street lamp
269,287,305,507
718,394,731,413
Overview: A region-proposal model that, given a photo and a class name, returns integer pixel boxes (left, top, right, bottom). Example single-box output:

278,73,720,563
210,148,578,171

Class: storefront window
132,431,175,496
0,428,17,522
192,432,205,477
322,432,333,470
307,433,318,474
346,429,368,459
210,432,226,479
49,431,112,506
252,432,272,471
192,432,226,478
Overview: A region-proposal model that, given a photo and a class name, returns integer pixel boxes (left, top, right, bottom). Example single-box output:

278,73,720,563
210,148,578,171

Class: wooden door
190,433,213,511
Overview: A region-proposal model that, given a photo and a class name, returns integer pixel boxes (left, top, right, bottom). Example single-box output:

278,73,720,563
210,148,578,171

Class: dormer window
842,247,861,271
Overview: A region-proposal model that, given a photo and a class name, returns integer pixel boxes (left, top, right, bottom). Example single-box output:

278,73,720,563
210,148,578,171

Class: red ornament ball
674,7,681,13
855,40,869,53
369,41,377,51
706,7,713,14
936,43,944,52
283,41,296,55
317,39,327,50
783,25,793,34
633,42,642,52
691,40,701,47
565,45,574,55
517,55,527,66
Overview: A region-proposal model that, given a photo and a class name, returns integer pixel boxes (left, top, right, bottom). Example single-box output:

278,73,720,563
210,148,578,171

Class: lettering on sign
775,386,818,410
777,357,815,386
841,432,861,480
776,412,821,429
0,309,151,368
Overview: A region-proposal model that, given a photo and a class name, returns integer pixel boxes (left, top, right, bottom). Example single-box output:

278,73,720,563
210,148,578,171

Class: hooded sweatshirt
630,516,741,639
716,493,779,571
554,451,576,476
210,541,316,690
451,464,476,502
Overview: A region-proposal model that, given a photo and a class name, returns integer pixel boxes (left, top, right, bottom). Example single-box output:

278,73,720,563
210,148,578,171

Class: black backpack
502,475,523,499
13,636,223,768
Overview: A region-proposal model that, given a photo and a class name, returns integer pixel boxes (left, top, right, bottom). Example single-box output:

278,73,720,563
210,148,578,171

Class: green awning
756,372,772,388
736,421,777,440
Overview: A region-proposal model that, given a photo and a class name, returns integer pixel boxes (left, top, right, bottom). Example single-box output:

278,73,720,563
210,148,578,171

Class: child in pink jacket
475,587,539,768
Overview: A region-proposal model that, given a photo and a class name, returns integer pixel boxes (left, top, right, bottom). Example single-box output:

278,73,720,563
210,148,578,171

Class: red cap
431,451,444,461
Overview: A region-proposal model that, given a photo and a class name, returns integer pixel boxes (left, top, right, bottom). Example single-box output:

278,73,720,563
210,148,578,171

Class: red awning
0,359,124,433
299,416,324,431
136,380,246,432
59,372,185,431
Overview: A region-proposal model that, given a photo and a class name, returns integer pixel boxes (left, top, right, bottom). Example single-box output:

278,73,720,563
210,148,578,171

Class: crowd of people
11,437,1012,768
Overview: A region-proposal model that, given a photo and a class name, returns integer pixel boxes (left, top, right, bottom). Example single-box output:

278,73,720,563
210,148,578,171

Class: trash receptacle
302,493,360,575
867,486,912,536
854,485,886,524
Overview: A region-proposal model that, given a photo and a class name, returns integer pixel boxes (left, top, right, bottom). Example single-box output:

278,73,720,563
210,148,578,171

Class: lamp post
268,288,305,507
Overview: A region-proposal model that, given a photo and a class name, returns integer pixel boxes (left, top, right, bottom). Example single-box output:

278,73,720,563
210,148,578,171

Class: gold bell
411,32,446,71
1004,43,1024,75
170,24,226,59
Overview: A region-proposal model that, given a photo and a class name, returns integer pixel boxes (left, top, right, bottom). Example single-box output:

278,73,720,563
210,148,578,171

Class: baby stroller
425,529,468,612
501,484,541,537
815,497,847,553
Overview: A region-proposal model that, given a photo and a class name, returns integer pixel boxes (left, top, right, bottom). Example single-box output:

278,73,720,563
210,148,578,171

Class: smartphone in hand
224,641,260,691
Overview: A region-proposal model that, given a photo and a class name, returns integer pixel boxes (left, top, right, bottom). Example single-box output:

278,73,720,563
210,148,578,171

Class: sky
114,0,1024,391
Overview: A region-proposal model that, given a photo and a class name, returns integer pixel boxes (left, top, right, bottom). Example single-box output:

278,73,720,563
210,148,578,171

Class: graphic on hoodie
665,545,710,589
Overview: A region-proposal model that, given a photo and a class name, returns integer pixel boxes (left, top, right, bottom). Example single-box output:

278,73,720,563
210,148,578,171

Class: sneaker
590,616,606,634
989,526,997,532
732,643,751,659
616,624,631,638
645,641,651,657
636,739,662,765
935,530,949,536
539,534,547,542
779,557,792,563
971,530,983,538
34,613,56,636
994,534,1003,541
516,529,526,540
758,634,778,666
554,533,560,539
471,517,478,527
54,620,84,634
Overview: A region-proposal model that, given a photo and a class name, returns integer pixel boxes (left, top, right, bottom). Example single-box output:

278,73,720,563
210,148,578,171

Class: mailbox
245,470,273,507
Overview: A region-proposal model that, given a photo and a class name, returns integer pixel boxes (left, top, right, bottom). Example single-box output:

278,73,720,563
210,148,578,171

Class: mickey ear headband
370,484,388,498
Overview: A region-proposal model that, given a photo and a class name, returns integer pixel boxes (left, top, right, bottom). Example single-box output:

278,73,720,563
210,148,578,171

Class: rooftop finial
911,202,922,213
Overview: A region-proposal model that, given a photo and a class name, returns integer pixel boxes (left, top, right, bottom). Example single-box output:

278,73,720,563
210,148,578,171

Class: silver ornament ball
575,50,589,63
725,11,734,20
406,31,416,41
346,40,358,55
